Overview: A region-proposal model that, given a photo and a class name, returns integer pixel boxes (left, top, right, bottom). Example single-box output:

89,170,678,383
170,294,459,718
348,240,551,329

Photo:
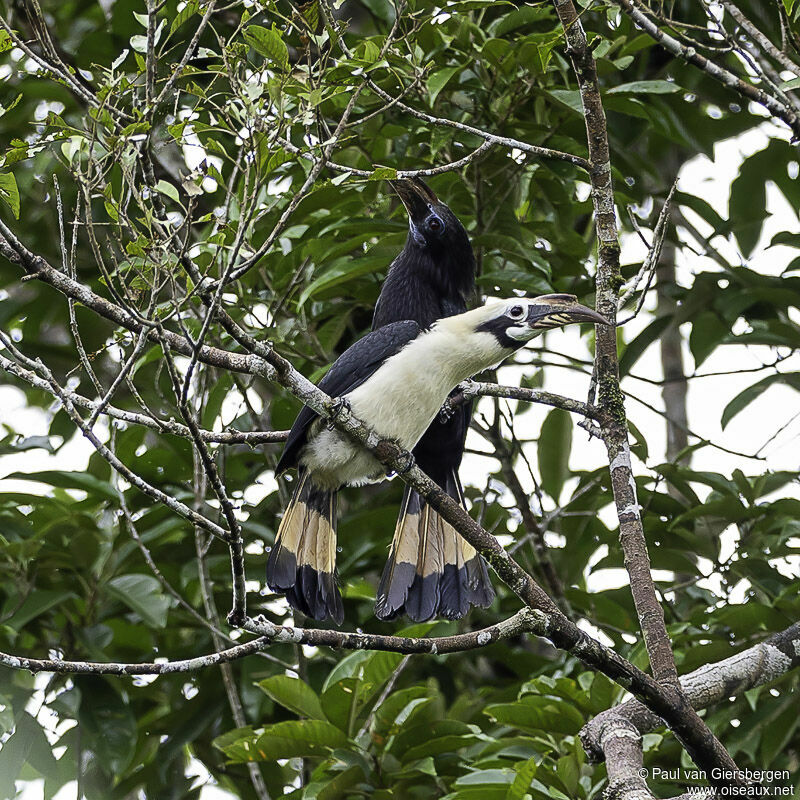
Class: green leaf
388,719,481,761
155,179,180,203
556,751,581,795
689,311,728,367
170,0,200,36
130,35,148,53
4,589,76,631
607,80,680,94
427,66,461,104
297,251,392,305
76,677,137,774
369,166,398,181
106,574,170,628
538,408,572,501
5,470,118,502
0,172,20,219
0,435,55,455
304,765,364,799
216,720,348,762
402,731,484,763
547,89,582,113
760,702,799,764
244,25,289,69
729,145,776,256
721,373,800,429
675,191,727,234
485,695,584,735
619,315,671,376
0,713,45,798
119,121,150,137
455,768,515,786
481,38,513,68
258,675,326,720
507,757,538,799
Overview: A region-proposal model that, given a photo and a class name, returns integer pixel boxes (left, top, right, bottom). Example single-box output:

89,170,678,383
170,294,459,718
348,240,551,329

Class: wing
276,320,421,473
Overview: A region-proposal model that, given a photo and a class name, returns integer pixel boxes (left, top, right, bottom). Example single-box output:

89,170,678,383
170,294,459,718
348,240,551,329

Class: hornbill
373,177,485,622
266,296,608,623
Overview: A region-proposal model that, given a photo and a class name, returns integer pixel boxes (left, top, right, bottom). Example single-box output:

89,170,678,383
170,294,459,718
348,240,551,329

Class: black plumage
373,178,494,622
372,179,474,329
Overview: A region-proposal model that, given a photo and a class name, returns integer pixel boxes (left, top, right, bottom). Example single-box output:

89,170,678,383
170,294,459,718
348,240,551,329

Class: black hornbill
372,177,486,622
266,297,608,623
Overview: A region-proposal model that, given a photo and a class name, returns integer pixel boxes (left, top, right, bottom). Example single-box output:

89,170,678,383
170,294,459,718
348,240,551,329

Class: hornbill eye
427,216,443,233
508,305,526,320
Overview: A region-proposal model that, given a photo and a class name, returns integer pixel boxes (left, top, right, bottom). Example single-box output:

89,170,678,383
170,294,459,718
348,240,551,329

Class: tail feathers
375,487,430,621
404,503,444,622
267,471,344,624
375,470,494,622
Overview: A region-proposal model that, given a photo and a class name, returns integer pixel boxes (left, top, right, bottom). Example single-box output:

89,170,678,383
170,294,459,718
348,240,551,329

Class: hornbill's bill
267,296,609,623
373,177,484,622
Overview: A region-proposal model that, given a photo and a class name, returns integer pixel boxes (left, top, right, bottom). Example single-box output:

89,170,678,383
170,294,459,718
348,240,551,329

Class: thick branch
553,0,678,690
583,623,800,800
552,0,745,789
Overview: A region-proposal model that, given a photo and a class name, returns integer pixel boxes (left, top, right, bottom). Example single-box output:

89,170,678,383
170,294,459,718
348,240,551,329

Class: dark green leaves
215,720,348,762
258,675,327,720
485,694,584,735
76,678,138,776
689,311,728,367
106,575,171,628
538,409,573,500
2,1,800,799
428,66,462,104
243,25,289,70
721,373,800,429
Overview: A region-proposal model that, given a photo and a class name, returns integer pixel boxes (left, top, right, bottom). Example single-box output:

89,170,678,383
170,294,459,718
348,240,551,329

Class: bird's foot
438,400,456,423
327,397,352,430
395,450,416,475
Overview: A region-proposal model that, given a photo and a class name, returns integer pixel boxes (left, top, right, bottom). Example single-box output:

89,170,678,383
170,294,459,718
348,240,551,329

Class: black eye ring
509,305,525,319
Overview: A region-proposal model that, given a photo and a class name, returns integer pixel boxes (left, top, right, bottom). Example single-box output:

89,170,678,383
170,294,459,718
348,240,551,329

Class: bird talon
383,448,415,478
438,401,455,423
327,397,352,430
396,451,415,475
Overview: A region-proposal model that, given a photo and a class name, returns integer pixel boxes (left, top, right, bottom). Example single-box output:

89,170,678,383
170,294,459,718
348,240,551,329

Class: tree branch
0,609,535,675
552,0,747,790
614,0,800,140
583,623,800,799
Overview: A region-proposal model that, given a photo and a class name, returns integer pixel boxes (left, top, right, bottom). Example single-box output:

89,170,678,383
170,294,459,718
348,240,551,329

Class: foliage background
0,0,799,798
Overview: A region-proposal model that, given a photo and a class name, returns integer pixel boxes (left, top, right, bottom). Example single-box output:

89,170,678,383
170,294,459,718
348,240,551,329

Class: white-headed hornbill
267,296,608,623
372,178,484,622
